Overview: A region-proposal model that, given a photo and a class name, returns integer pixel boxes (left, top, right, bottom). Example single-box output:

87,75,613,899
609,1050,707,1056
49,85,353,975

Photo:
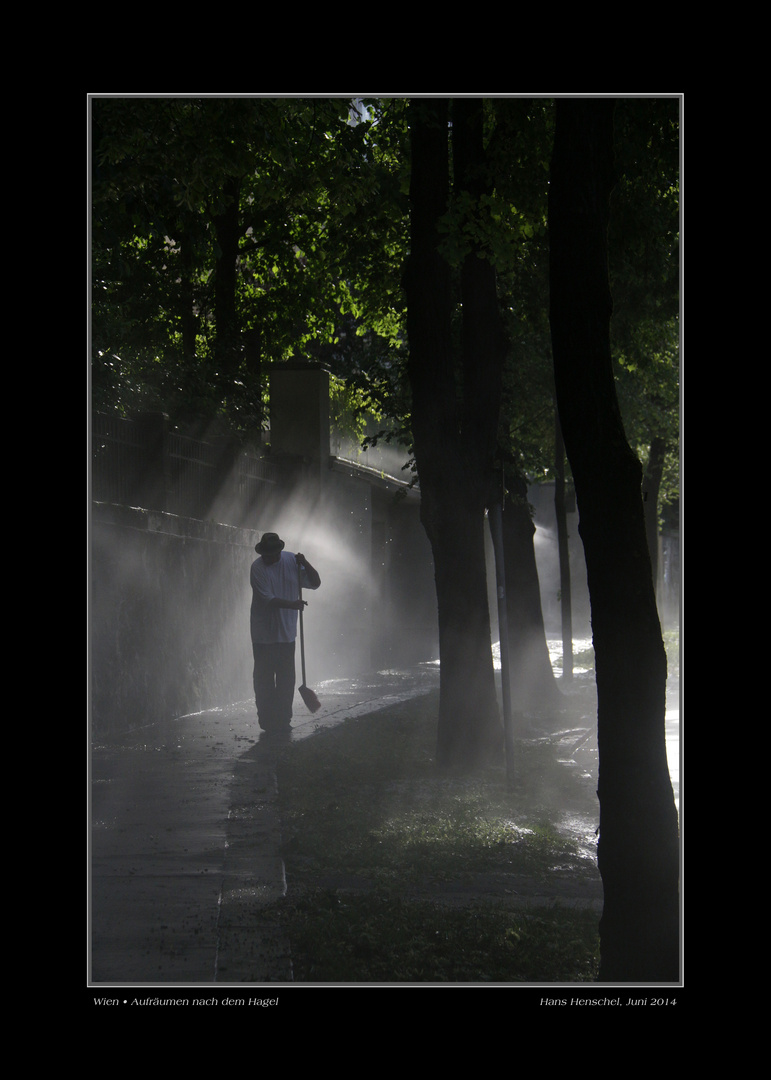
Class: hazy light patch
547,637,594,675
491,637,595,674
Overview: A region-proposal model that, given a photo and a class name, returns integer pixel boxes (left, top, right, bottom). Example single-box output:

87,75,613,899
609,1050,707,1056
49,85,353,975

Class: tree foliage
92,96,410,438
92,95,679,498
610,98,680,511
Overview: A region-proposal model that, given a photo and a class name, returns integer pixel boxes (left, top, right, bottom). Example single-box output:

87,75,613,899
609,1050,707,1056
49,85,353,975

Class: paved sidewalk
89,665,440,986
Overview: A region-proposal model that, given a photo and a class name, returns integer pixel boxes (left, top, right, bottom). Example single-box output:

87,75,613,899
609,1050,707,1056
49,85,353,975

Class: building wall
91,506,257,732
95,364,678,732
90,459,438,734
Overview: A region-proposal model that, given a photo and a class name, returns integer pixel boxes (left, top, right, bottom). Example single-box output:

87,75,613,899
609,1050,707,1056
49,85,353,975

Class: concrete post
268,362,330,493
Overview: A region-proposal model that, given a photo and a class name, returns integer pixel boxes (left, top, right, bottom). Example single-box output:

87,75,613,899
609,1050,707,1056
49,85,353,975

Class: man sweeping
250,532,321,733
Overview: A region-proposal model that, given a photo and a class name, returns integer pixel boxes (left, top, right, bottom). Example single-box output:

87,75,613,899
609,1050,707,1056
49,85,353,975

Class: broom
298,582,321,713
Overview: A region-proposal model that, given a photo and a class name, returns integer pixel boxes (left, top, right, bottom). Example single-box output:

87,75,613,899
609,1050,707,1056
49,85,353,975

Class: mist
91,389,680,987
91,362,678,806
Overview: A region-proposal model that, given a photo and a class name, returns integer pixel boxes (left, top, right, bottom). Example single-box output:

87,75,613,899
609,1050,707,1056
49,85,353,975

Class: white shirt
250,551,318,644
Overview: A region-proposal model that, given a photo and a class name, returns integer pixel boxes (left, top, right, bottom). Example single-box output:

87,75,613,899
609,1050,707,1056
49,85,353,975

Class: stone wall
90,474,439,734
90,363,441,734
91,505,257,733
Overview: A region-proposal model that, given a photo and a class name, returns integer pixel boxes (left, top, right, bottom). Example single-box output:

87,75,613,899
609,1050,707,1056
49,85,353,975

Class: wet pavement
90,664,442,986
90,658,679,987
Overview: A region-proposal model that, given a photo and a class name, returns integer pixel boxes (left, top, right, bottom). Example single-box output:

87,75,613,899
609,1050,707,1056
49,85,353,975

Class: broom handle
298,577,307,685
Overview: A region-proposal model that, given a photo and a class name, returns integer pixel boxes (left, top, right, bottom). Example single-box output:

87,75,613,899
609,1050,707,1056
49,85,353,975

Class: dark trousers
252,641,296,731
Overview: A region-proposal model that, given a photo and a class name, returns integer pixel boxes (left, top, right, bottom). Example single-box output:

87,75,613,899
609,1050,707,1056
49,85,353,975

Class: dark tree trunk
428,479,502,769
243,326,263,432
404,98,502,771
213,176,242,392
549,98,679,981
554,410,574,682
503,472,562,710
178,226,199,370
180,275,198,368
453,99,507,474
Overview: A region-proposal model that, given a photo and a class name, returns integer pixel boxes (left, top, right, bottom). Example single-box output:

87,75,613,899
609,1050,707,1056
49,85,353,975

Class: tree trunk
425,477,502,769
213,176,242,392
404,98,501,771
453,99,507,474
554,410,574,682
503,472,562,710
179,227,199,370
243,326,263,433
549,98,679,981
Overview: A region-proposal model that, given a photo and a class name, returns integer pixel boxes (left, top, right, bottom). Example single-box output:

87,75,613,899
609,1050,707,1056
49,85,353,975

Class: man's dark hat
255,531,285,554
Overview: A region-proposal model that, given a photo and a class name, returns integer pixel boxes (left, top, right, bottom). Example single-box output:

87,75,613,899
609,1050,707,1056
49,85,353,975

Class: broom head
299,683,321,713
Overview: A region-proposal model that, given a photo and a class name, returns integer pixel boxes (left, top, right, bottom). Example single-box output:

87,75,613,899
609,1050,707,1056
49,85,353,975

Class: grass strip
270,689,601,982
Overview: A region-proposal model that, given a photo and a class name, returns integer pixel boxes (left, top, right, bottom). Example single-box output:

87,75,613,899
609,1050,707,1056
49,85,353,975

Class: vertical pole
488,501,515,783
